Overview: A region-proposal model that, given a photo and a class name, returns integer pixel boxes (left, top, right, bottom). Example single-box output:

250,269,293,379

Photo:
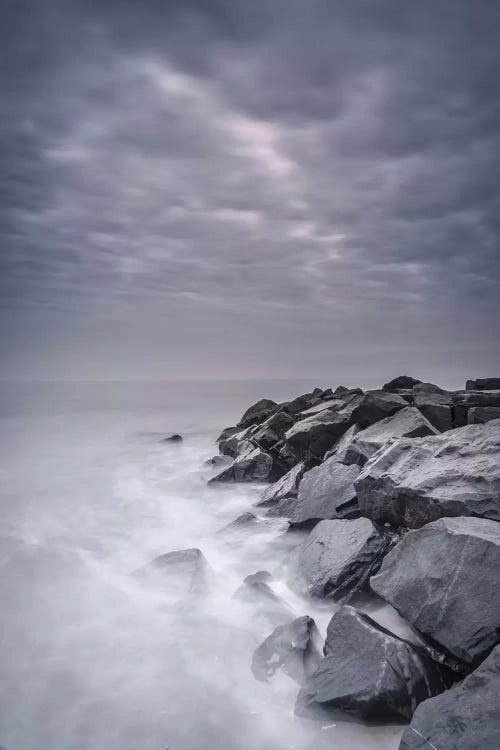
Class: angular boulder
251,616,322,684
209,446,285,483
278,390,323,417
255,461,308,508
237,398,278,428
412,382,453,432
216,425,241,443
295,606,452,722
286,518,392,599
136,548,209,596
344,407,438,467
466,377,500,391
234,575,292,623
383,375,422,392
400,644,500,749
351,390,408,428
251,410,294,451
323,423,361,461
371,517,500,665
355,420,500,528
468,407,500,424
289,458,360,526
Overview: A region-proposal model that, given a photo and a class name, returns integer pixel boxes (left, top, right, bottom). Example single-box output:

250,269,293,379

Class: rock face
295,606,451,722
209,446,285,483
286,518,391,599
251,410,294,450
400,645,500,749
351,390,408,428
289,458,360,526
468,407,500,424
137,548,209,595
251,616,322,684
255,462,308,508
412,382,453,432
355,420,500,528
383,375,422,392
371,517,500,665
323,424,361,461
282,401,361,462
238,398,278,428
466,377,500,391
344,407,438,467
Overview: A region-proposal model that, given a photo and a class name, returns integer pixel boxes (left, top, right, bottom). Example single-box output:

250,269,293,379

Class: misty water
0,380,406,750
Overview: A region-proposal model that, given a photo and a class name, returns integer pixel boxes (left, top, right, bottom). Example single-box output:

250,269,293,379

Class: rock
371,516,500,665
265,495,298,518
243,570,273,584
320,388,334,399
216,426,241,443
351,390,408,428
251,410,294,451
286,518,392,599
289,458,361,526
344,407,438,467
209,446,285,483
399,645,500,749
323,424,361,461
297,398,346,418
218,427,255,458
217,512,261,534
279,391,323,417
412,382,453,432
295,606,452,722
355,420,500,528
468,407,500,424
161,433,183,443
205,455,232,468
383,375,422,392
234,577,293,623
466,377,500,391
255,462,308,508
252,616,322,684
137,548,209,596
238,398,278,428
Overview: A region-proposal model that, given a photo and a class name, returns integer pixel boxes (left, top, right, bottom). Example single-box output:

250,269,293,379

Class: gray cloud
1,0,499,384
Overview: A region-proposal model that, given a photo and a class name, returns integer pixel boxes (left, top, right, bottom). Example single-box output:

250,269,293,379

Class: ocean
0,380,405,750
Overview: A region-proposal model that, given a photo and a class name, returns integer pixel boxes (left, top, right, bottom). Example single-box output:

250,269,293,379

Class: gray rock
351,390,408,428
400,644,500,749
137,548,209,596
216,426,241,443
323,424,361,461
468,407,500,424
218,426,255,458
265,495,298,518
286,518,392,599
295,606,452,722
161,433,183,443
371,516,500,665
466,377,500,391
205,455,232,468
383,376,422,392
234,577,293,623
255,461,308,508
412,382,453,432
355,420,500,528
344,407,438,467
217,512,260,534
289,458,360,526
278,391,323,417
209,446,285,483
251,410,294,451
238,398,278,428
252,616,322,684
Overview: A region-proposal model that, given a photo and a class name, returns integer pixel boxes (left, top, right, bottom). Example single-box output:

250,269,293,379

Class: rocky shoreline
160,376,500,747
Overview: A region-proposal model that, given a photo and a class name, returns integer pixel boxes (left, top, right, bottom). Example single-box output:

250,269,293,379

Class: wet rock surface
290,457,360,525
252,616,322,683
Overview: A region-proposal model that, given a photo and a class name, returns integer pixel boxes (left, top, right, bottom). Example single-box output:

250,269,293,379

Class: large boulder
251,616,322,684
251,410,294,451
323,424,361,461
466,377,500,391
355,420,500,528
295,606,451,722
278,390,324,417
344,407,438,467
412,382,453,432
400,644,500,749
218,426,255,458
209,446,285,483
136,548,209,596
351,390,408,428
383,375,422,392
289,458,360,526
286,518,392,599
452,390,500,426
371,517,500,665
255,461,308,508
468,407,500,424
237,398,278,428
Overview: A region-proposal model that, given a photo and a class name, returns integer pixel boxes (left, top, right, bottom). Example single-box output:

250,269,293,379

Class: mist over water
0,380,405,750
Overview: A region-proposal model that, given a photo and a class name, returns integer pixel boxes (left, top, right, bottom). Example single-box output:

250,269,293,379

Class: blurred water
0,380,404,750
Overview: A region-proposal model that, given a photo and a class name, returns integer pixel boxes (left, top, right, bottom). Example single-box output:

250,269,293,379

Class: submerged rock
355,419,500,528
161,433,183,443
295,606,452,722
371,516,500,665
383,375,422,392
252,616,322,684
209,446,285,483
217,512,261,534
234,576,292,623
137,548,209,596
289,458,360,526
400,644,500,749
344,407,438,467
286,518,392,599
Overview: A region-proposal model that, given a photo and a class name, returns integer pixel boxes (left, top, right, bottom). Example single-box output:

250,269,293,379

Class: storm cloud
1,0,499,384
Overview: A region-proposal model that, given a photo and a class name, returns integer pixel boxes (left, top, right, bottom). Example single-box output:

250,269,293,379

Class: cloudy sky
1,0,499,385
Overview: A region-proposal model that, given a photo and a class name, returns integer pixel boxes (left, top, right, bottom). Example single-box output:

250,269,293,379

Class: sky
1,0,500,386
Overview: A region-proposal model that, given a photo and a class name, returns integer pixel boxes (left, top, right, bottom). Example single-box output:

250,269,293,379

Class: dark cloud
1,0,499,383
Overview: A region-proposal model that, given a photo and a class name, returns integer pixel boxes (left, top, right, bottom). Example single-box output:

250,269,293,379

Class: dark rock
452,389,500,408
278,391,323,417
320,388,334,399
255,461,308,508
218,427,255,458
252,616,322,684
468,407,500,424
355,420,500,528
297,398,347,419
209,445,285,483
334,385,350,395
323,424,361,461
351,390,408,428
412,382,453,432
205,455,232,468
289,458,361,526
371,516,500,665
243,570,273,585
251,410,294,451
237,398,278,428
466,377,500,391
286,518,392,599
383,375,422,392
137,548,209,595
295,606,452,723
217,512,260,534
399,644,500,749
216,426,241,443
344,407,438,467
161,433,183,443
